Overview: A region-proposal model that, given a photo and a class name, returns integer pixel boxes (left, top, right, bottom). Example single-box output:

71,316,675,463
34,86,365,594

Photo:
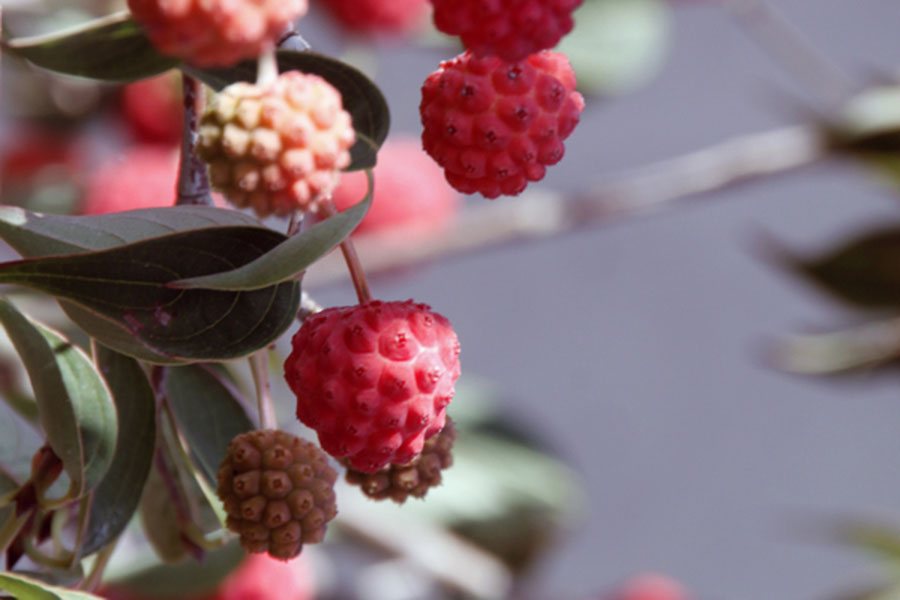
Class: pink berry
611,574,691,600
331,136,460,237
420,50,584,198
430,0,583,62
127,0,308,67
81,146,178,214
319,0,430,36
120,71,182,145
215,552,315,600
284,300,461,473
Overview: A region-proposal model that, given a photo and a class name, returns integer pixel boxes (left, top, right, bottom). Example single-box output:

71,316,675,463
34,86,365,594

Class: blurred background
4,1,900,599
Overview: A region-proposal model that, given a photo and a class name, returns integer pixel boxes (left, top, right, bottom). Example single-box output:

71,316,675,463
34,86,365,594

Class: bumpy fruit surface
320,0,430,35
284,300,461,473
331,135,460,237
217,430,337,560
430,0,583,62
420,50,584,199
197,71,355,217
81,146,178,214
127,0,307,67
344,417,455,503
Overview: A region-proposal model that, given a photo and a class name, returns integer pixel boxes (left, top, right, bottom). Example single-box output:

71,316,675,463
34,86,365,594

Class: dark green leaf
138,463,188,564
0,298,117,498
0,571,102,599
165,365,253,486
185,49,390,171
173,173,372,290
2,12,178,82
80,346,157,557
0,227,301,363
782,227,900,310
0,206,263,259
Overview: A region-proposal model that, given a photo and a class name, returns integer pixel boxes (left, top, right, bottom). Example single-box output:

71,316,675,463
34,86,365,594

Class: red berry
430,0,583,62
420,50,584,199
197,71,356,217
331,136,460,237
215,552,315,600
319,0,430,36
127,0,308,67
284,300,461,473
81,146,178,214
120,71,182,145
610,574,691,600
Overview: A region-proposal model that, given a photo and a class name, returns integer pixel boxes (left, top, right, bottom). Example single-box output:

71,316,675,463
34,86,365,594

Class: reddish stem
318,201,372,304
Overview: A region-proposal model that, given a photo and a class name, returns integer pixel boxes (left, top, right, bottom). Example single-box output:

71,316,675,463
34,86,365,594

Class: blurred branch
176,74,212,206
306,124,826,288
724,0,856,107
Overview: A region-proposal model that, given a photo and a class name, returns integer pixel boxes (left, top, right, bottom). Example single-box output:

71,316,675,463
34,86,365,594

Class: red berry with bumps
284,300,461,473
331,135,460,237
420,50,584,198
197,71,355,217
430,0,583,63
319,0,430,36
127,0,308,67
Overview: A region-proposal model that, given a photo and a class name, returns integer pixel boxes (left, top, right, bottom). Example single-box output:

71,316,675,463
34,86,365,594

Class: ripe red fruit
284,300,461,474
214,552,315,600
197,72,356,217
120,71,182,145
81,146,178,214
127,0,308,67
430,0,583,62
331,136,460,237
319,0,430,36
610,574,691,600
420,50,584,198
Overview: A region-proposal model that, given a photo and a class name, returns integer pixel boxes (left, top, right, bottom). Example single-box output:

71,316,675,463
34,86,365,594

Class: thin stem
256,47,279,87
79,538,118,592
724,0,855,107
304,124,826,289
0,511,28,558
318,200,373,304
176,74,212,206
249,351,277,430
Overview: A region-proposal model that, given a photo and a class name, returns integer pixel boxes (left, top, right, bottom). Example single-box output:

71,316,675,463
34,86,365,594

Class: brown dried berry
217,430,338,560
343,418,456,503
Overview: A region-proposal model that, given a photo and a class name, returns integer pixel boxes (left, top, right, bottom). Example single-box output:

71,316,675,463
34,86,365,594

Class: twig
724,0,856,107
248,350,277,430
176,74,212,206
305,124,826,288
79,537,118,592
318,200,373,303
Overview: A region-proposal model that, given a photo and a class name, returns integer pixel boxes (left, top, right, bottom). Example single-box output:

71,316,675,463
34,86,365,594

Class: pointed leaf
0,227,301,362
0,206,263,259
0,567,103,599
165,365,253,485
173,173,372,290
781,227,900,310
185,49,390,170
2,12,178,82
80,346,157,557
0,299,117,498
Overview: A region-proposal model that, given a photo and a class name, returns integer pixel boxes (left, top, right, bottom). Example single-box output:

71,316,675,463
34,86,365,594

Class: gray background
306,1,900,599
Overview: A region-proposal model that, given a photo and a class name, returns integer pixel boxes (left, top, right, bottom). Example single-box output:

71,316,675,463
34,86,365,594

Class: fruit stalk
318,200,372,304
176,74,212,206
249,350,277,430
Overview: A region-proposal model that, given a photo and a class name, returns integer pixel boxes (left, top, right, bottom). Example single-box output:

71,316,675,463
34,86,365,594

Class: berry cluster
420,0,585,198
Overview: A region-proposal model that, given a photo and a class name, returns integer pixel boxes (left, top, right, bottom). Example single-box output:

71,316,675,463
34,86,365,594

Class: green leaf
775,319,900,376
0,227,301,363
2,12,178,82
0,571,103,599
138,462,188,564
0,298,117,499
781,227,900,310
173,173,373,290
185,49,390,171
165,365,253,486
80,345,157,557
0,206,263,259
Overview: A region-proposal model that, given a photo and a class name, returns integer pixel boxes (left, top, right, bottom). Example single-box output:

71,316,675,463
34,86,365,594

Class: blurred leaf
165,365,253,486
775,318,900,376
843,521,900,565
0,298,117,499
173,174,373,290
779,227,900,310
0,227,300,363
80,346,157,557
185,49,390,171
139,462,188,564
557,0,670,96
0,571,102,599
0,206,263,259
2,12,178,82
